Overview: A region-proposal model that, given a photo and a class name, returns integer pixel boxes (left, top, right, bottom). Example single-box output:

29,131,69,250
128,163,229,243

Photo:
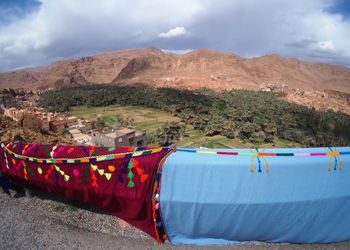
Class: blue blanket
160,147,350,245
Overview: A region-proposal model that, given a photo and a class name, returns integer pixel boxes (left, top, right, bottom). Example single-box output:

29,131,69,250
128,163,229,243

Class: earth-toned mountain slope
1,47,349,93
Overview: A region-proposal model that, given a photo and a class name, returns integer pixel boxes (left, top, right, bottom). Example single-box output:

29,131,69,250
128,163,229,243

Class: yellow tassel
64,175,70,182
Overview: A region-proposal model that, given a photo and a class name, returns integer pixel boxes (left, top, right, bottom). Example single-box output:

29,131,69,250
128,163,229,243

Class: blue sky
0,0,350,72
326,0,350,18
0,0,41,26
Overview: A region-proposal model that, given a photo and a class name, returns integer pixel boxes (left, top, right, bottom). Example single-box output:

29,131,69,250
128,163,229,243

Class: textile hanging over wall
0,142,173,242
160,147,350,245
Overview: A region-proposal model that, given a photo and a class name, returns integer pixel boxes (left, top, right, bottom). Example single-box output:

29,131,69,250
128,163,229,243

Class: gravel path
0,189,349,250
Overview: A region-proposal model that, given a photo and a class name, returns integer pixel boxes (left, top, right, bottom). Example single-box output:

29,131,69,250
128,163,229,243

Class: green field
66,104,300,148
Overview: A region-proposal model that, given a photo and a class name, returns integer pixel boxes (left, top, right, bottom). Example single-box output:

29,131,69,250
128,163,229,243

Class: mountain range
0,47,349,94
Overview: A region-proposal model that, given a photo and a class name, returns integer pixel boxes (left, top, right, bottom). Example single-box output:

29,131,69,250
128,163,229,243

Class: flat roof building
91,128,146,148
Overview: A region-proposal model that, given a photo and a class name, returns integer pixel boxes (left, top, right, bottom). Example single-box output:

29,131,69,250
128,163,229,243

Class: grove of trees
39,85,350,147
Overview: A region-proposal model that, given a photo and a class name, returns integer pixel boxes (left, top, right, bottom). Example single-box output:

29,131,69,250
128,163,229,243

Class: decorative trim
177,148,350,157
151,147,176,243
0,142,168,164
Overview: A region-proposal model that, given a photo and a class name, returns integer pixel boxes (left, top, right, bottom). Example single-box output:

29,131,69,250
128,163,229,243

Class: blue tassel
123,160,129,168
54,169,60,186
255,149,262,173
257,157,262,173
82,147,89,156
117,175,124,183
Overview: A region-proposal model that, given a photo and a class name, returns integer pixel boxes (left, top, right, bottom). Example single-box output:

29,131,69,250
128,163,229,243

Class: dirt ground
0,189,349,250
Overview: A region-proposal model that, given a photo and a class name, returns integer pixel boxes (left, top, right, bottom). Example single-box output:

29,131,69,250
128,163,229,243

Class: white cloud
0,0,350,72
162,49,193,54
0,0,203,72
158,27,188,38
318,40,335,50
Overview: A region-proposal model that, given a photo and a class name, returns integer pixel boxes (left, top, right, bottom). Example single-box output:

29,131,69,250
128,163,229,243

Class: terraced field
66,104,299,148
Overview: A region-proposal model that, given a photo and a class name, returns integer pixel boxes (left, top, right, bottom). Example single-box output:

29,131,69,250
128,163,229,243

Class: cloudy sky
0,0,350,72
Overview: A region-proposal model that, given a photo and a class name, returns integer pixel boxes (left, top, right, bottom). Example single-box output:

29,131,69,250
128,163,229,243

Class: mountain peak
0,48,349,95
145,47,164,54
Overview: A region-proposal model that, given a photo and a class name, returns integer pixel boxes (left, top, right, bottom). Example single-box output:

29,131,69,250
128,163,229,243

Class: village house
2,101,92,136
91,128,147,147
41,117,50,131
69,128,92,145
66,116,79,126
68,128,81,136
3,107,25,121
49,118,66,133
81,119,93,131
68,119,93,133
25,111,49,131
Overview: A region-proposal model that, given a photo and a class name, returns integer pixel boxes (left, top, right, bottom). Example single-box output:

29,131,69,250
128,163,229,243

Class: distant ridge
0,47,349,94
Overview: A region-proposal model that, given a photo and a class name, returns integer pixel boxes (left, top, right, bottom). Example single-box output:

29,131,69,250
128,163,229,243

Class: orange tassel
24,167,28,180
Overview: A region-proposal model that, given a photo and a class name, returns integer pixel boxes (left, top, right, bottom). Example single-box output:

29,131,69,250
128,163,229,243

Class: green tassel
127,180,135,188
127,160,133,169
127,171,135,179
44,145,50,153
81,179,87,185
155,173,161,180
141,150,152,155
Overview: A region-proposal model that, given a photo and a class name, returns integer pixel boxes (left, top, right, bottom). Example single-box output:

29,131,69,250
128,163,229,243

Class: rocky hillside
0,48,154,90
0,114,75,145
0,47,349,93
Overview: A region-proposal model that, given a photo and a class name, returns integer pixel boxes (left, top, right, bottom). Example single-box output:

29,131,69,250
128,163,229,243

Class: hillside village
0,90,146,147
259,83,350,115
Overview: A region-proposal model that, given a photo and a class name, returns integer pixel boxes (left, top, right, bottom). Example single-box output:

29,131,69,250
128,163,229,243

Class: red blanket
0,142,173,242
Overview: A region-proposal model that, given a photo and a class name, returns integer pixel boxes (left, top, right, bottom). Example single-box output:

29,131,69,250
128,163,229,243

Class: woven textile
160,147,350,245
0,142,172,241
